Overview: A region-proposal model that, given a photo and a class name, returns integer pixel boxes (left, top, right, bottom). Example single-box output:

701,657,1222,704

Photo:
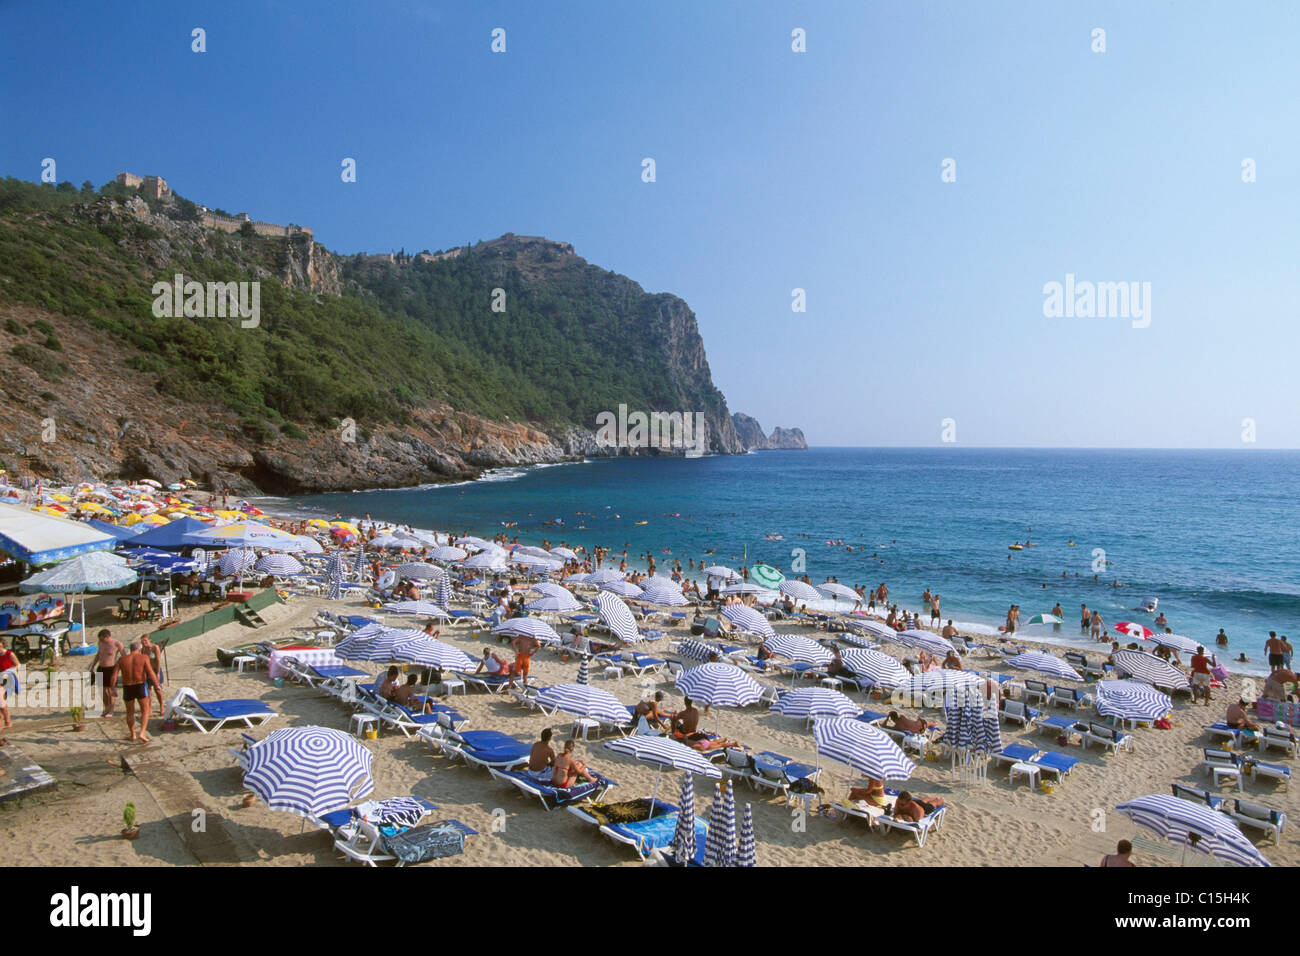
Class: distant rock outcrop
766,426,808,449
731,413,808,451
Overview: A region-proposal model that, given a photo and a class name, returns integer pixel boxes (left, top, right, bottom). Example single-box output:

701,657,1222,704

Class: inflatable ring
377,569,397,590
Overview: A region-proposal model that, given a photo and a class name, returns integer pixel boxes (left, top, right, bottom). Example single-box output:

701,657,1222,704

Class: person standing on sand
1189,645,1214,705
140,634,165,712
119,640,161,743
94,629,124,718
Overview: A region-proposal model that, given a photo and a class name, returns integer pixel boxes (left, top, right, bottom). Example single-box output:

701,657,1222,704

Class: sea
263,448,1300,677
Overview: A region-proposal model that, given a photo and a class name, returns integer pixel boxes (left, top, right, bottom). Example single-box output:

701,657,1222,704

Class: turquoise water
272,448,1300,674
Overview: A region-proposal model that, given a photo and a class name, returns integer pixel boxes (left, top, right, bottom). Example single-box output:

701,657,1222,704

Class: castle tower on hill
115,171,169,199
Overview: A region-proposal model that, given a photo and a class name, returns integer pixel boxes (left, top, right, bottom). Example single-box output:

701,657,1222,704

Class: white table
570,718,601,740
1010,761,1042,791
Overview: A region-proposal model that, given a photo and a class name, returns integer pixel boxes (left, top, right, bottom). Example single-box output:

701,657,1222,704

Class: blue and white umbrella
492,617,561,645
1115,795,1270,867
762,634,833,667
841,648,909,689
536,683,632,726
255,553,303,576
463,551,508,571
676,662,763,708
367,535,407,550
244,726,374,819
217,549,259,576
1112,650,1192,691
814,718,915,781
428,545,467,562
894,669,984,708
778,580,823,603
604,735,722,819
707,785,738,868
352,544,367,576
816,582,860,602
526,594,582,613
1146,633,1203,656
564,572,591,585
549,547,578,561
672,773,697,864
576,655,590,686
770,687,859,721
721,581,768,596
391,636,475,671
702,783,735,867
703,565,739,581
595,591,641,644
736,803,756,867
600,580,645,599
532,582,575,599
677,639,727,663
292,535,324,554
890,629,956,656
396,563,445,581
336,625,425,662
720,604,775,638
1095,680,1172,722
845,618,897,641
586,569,625,585
1006,651,1084,682
326,553,343,601
21,551,136,593
639,585,689,607
433,574,452,608
512,554,562,574
383,601,451,617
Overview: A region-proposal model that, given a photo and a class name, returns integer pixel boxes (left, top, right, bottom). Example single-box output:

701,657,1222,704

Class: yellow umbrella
50,493,72,503
330,521,359,534
34,506,63,516
305,519,331,529
142,513,168,525
183,479,197,487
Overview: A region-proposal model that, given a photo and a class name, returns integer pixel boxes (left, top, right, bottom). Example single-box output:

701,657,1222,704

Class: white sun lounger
165,687,276,734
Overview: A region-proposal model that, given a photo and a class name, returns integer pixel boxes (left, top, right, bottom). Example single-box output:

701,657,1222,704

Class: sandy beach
2,580,1293,868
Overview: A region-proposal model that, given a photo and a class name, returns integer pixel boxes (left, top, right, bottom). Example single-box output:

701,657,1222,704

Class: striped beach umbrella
736,803,756,867
890,628,956,656
600,579,645,599
586,569,625,585
536,683,632,726
814,718,915,781
217,549,258,576
604,735,722,818
492,617,561,645
816,582,860,602
1112,650,1192,691
396,562,445,581
639,585,689,606
512,545,553,560
721,581,768,596
677,639,726,663
383,601,451,617
255,553,303,576
1147,633,1202,656
532,582,575,599
749,564,784,589
1006,651,1084,682
326,553,343,601
564,572,591,585
894,669,984,709
703,565,739,581
352,543,366,576
428,545,467,562
762,633,833,667
576,654,590,686
672,772,697,864
244,726,374,819
720,604,775,638
702,782,738,867
1095,680,1172,722
595,591,641,644
770,687,859,721
433,574,452,607
392,636,475,671
841,648,910,689
979,704,1003,754
549,547,578,561
336,624,425,662
1115,795,1270,867
676,662,763,708
846,618,897,641
778,580,823,603
525,594,582,613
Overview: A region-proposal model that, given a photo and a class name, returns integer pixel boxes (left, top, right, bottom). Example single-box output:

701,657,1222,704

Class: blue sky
2,0,1298,447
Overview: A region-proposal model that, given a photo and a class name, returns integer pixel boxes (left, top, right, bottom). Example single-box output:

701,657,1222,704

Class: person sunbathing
670,697,705,739
392,674,432,713
886,711,936,734
890,791,945,822
633,692,673,731
849,777,889,808
475,648,510,678
377,666,402,701
942,651,963,670
1224,699,1260,732
552,740,598,788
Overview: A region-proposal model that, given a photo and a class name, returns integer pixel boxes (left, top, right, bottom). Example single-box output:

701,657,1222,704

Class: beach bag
1154,716,1172,730
1212,664,1230,682
1056,734,1069,746
382,823,464,863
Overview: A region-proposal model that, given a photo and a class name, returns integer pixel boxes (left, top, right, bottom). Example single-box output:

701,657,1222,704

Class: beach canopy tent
128,515,213,550
0,502,116,565
88,519,144,542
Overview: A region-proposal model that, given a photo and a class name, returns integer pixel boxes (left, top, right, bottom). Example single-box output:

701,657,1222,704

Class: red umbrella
1115,621,1153,639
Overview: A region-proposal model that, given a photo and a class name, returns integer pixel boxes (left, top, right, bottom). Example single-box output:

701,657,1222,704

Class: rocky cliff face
731,413,769,450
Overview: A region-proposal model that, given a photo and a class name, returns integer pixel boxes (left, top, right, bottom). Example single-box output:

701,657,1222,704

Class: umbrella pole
649,767,662,819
